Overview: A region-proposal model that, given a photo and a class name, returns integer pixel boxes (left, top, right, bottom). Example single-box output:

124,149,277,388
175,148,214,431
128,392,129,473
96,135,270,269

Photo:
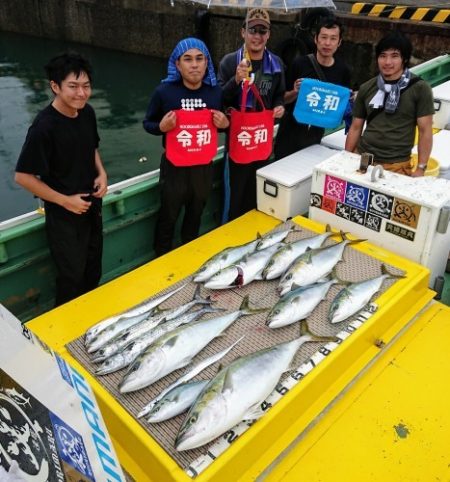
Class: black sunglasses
247,26,270,35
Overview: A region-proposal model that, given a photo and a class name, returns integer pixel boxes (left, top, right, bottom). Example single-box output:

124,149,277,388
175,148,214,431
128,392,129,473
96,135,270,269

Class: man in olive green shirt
345,32,434,177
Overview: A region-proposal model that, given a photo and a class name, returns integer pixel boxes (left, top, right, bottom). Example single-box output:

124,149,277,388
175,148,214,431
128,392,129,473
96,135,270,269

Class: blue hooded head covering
162,37,217,87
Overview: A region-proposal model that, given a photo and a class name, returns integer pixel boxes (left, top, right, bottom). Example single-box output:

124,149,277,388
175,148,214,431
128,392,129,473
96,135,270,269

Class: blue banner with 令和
293,78,351,129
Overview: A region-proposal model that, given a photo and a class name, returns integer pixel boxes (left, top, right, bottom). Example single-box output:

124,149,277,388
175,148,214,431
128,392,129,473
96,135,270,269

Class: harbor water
0,31,167,221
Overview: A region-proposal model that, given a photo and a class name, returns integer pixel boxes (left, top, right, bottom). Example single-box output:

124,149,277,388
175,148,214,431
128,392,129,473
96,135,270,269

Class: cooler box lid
315,150,450,208
257,144,337,187
432,80,450,101
321,129,346,150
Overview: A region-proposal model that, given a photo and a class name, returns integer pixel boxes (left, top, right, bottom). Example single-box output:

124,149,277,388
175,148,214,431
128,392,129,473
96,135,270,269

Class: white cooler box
432,80,450,129
321,128,347,150
309,150,450,287
413,129,450,180
257,144,338,220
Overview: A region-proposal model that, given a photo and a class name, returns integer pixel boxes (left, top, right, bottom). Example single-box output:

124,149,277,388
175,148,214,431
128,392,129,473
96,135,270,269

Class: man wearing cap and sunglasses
218,8,285,221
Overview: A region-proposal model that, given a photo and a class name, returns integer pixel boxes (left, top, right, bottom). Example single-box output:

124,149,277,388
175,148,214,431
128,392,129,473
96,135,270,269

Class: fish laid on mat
262,225,334,280
119,297,265,393
84,282,187,346
91,285,211,361
193,239,259,283
328,265,405,324
278,234,366,296
175,327,336,451
94,307,221,375
193,228,295,283
255,225,297,251
266,278,338,329
137,336,244,418
147,380,210,423
204,243,283,290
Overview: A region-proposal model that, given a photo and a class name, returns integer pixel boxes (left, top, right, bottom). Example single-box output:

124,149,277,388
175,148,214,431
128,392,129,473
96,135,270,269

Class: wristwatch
417,163,428,170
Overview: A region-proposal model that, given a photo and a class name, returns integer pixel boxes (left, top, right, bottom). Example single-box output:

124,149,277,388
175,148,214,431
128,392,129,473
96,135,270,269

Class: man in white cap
218,8,285,221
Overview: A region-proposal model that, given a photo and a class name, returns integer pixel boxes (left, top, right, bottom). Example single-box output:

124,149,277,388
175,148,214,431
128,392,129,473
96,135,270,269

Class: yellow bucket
411,154,440,177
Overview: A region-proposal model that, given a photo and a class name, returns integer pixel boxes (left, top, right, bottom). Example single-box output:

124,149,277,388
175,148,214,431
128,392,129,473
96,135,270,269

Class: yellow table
28,211,441,481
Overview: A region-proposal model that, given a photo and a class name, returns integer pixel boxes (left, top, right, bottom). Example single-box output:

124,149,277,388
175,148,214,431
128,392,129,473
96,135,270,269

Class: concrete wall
0,0,449,86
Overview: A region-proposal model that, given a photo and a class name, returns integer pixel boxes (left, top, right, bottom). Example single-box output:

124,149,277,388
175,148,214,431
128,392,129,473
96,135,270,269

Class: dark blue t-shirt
143,81,224,147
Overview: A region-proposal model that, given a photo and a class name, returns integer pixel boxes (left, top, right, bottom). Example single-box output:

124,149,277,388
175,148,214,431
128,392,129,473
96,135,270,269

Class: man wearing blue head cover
144,38,228,256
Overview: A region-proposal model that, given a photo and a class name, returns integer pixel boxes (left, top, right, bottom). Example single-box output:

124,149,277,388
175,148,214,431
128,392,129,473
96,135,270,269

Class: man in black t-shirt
15,52,108,306
274,17,351,160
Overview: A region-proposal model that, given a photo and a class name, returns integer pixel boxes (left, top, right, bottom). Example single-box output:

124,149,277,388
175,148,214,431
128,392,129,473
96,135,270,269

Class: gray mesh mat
66,221,403,472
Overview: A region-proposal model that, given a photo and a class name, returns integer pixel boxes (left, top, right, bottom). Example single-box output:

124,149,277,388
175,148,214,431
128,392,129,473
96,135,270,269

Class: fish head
266,299,295,328
193,264,215,283
328,289,351,324
147,398,171,423
263,247,292,280
175,391,227,451
262,257,278,280
95,352,129,375
277,271,294,296
266,306,285,328
119,348,166,393
204,266,239,290
194,252,231,283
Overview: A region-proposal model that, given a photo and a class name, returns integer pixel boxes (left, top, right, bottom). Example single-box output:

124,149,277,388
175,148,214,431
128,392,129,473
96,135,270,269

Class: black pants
228,158,272,221
45,202,103,307
154,155,213,257
274,110,324,160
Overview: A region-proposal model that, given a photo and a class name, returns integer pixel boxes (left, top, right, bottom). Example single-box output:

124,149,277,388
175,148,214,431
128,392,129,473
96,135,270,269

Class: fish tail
300,321,339,343
193,284,212,305
239,295,269,315
348,238,367,246
330,267,349,286
341,231,366,245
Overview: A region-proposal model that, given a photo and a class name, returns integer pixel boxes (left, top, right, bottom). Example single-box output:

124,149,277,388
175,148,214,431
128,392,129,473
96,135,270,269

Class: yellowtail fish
119,297,265,394
90,285,211,362
262,225,334,280
175,328,335,451
278,234,365,296
137,336,244,419
94,307,221,375
84,282,187,346
328,265,405,323
267,278,338,329
147,380,209,423
204,243,283,290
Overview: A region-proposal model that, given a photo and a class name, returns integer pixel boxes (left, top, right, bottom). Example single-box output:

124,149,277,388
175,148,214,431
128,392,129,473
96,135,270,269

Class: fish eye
189,414,198,425
274,309,280,315
286,274,292,280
